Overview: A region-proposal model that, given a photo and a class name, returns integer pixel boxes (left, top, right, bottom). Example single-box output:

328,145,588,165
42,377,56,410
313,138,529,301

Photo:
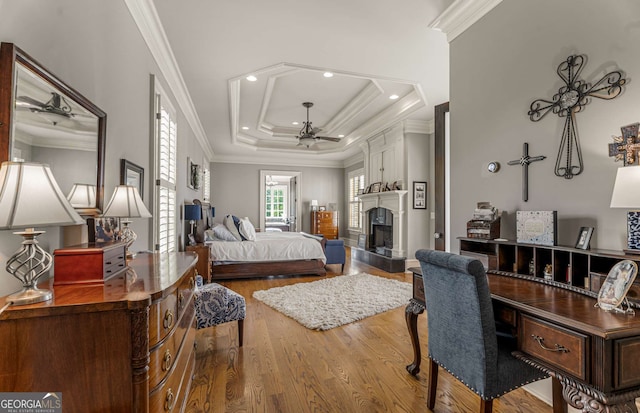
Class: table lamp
610,166,640,253
102,185,151,258
66,183,96,209
184,204,202,245
0,161,85,305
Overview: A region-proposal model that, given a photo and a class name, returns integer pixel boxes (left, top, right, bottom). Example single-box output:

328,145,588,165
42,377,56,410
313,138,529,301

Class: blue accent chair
415,249,549,413
194,275,246,346
324,238,346,273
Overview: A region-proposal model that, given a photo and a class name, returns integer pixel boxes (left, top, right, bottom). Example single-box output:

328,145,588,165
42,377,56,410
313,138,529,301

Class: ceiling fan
16,92,79,124
296,102,342,148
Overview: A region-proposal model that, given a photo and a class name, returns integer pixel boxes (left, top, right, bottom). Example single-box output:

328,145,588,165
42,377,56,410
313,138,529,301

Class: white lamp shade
67,183,96,208
0,161,85,229
610,166,640,208
311,200,319,206
102,185,152,218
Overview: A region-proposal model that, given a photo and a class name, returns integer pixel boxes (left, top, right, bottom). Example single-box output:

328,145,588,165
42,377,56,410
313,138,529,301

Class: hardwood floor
185,248,554,413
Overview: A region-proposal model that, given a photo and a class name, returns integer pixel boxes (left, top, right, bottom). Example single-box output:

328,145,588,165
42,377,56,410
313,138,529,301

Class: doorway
259,170,301,233
434,102,449,251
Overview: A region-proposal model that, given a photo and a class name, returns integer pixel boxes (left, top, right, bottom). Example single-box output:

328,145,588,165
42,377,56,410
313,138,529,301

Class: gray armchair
415,249,548,413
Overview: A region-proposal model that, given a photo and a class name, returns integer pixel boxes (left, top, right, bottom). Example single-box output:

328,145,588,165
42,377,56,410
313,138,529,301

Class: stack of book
467,202,500,239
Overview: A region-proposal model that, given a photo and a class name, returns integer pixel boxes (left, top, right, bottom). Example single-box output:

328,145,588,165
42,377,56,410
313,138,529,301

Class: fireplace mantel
359,190,407,258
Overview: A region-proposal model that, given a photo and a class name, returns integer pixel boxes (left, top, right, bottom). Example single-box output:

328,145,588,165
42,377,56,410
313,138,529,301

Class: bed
204,229,327,280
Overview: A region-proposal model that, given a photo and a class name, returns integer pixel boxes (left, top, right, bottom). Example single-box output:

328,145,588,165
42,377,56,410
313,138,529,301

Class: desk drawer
413,273,425,303
520,315,588,380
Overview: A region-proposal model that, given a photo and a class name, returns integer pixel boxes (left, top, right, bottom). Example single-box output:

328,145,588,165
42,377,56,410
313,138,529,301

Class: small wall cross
508,142,546,202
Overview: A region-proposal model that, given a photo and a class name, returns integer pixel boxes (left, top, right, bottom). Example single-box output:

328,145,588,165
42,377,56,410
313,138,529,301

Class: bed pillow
223,215,243,241
211,224,239,242
239,217,257,241
231,215,247,240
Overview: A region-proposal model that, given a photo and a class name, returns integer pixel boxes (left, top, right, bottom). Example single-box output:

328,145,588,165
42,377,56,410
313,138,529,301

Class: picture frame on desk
575,227,594,250
88,217,121,243
516,210,557,246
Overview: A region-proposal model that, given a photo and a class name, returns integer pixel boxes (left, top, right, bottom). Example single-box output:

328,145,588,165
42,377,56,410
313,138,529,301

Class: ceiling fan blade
315,136,341,142
16,95,46,108
311,126,322,134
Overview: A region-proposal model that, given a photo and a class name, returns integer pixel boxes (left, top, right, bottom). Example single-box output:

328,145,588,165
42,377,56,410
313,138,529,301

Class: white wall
449,0,640,253
211,162,344,234
0,0,209,296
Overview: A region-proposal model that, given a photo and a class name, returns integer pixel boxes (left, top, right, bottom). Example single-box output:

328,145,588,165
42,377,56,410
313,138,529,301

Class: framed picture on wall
413,181,427,209
120,159,144,199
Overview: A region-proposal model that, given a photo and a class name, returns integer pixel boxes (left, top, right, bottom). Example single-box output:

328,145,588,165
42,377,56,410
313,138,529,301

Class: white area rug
252,273,412,330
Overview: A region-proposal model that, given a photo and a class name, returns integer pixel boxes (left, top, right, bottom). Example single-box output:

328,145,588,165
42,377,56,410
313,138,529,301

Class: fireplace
358,190,407,259
369,207,393,256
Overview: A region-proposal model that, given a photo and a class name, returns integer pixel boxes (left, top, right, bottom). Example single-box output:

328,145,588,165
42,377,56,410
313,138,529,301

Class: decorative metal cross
508,142,546,202
609,122,640,165
528,54,627,179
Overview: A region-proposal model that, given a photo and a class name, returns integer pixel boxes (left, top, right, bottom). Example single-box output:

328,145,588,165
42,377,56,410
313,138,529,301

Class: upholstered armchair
194,275,246,346
415,249,549,413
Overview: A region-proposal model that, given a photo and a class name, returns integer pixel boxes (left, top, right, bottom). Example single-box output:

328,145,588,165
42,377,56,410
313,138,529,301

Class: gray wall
0,0,209,296
450,0,640,252
406,132,432,259
211,162,345,234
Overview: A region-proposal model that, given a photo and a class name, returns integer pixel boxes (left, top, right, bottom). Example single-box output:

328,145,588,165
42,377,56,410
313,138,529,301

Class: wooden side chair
415,249,549,413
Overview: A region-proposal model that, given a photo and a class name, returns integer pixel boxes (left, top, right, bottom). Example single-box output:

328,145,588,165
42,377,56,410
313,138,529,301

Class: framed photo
516,211,557,246
575,227,594,250
187,157,201,190
357,234,367,249
88,217,121,243
596,260,638,313
370,182,382,193
120,159,144,199
413,181,427,209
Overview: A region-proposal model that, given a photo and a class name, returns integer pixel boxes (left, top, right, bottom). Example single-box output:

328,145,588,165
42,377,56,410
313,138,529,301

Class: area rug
252,273,412,330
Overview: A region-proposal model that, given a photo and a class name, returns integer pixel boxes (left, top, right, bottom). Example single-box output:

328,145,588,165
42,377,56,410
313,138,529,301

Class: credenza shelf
459,237,640,304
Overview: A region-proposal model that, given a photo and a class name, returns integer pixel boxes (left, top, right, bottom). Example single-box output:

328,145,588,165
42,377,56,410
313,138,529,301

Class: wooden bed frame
210,259,326,280
192,202,327,280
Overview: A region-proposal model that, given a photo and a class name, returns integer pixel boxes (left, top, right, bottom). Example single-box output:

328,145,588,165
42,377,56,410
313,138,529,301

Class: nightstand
187,243,211,282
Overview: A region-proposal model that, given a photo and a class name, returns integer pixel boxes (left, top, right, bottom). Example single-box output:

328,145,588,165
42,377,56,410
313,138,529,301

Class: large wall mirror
0,42,106,215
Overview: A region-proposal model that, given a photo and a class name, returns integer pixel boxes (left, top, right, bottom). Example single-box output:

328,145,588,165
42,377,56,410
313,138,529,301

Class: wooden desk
0,251,198,413
406,267,640,413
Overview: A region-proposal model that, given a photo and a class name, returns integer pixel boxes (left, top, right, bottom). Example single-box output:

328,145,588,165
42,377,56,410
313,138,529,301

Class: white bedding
206,231,326,264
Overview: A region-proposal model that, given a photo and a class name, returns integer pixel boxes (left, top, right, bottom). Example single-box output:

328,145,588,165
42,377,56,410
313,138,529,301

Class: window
153,81,177,253
266,185,287,218
348,169,365,230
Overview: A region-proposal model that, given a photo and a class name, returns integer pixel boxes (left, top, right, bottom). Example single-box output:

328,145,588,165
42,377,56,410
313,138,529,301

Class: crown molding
125,0,214,160
343,152,365,168
404,119,434,134
211,153,346,168
428,0,503,43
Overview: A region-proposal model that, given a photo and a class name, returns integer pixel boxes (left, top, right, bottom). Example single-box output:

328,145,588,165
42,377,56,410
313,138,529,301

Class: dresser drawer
149,294,195,389
520,315,588,380
150,292,178,346
149,317,196,412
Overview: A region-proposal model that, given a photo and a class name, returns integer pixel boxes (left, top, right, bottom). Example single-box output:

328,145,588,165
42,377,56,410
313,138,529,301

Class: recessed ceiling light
389,94,399,100
246,75,257,82
292,121,299,125
242,126,249,130
323,72,334,78
338,134,345,138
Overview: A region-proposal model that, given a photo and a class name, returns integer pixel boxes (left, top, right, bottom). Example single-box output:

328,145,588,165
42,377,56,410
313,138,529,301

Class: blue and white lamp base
626,211,640,254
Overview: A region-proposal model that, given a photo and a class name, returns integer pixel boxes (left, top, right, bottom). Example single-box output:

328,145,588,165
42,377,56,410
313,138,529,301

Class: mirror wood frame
0,42,106,216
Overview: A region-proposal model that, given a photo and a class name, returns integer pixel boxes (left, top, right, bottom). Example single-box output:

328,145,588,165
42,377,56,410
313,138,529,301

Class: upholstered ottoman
324,238,346,273
194,275,246,346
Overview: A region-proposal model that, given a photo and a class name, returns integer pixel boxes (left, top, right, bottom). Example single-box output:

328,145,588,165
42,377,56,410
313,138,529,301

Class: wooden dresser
0,251,198,413
311,210,339,239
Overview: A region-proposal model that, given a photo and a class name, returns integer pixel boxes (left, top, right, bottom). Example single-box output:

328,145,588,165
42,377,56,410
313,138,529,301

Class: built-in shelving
459,237,640,304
